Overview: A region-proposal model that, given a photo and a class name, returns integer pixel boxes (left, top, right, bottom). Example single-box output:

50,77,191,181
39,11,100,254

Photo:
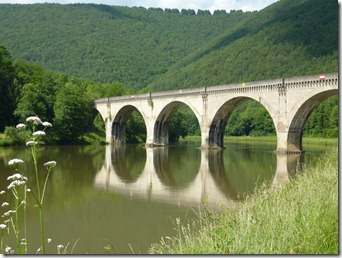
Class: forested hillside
148,0,338,91
0,3,251,91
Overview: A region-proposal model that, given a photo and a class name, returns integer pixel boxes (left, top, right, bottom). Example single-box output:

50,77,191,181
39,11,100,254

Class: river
0,139,330,254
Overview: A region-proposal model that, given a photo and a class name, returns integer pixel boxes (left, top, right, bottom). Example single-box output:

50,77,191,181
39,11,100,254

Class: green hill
148,0,338,91
0,3,251,91
0,0,337,92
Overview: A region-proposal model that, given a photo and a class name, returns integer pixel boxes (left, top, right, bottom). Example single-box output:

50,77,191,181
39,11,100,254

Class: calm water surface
0,140,330,254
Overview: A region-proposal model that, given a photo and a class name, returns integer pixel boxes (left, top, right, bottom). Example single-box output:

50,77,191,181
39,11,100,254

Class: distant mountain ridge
148,0,338,91
0,3,251,90
0,0,338,92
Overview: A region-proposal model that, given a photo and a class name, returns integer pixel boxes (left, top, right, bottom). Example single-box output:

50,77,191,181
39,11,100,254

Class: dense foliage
0,3,251,91
0,0,338,144
148,0,338,91
0,46,16,132
0,53,125,144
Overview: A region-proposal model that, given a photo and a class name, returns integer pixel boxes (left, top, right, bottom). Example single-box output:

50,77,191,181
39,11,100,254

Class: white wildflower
26,188,31,192
47,238,52,244
0,224,7,229
7,173,23,180
26,140,38,146
3,210,15,217
7,180,26,189
8,159,24,166
0,190,5,195
2,202,9,207
7,184,15,190
26,116,42,125
5,247,14,254
33,130,46,137
42,121,52,127
44,161,57,168
16,123,26,129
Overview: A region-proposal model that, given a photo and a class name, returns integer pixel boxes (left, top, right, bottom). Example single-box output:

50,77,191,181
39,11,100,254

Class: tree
0,46,16,131
53,82,92,143
169,111,188,143
125,111,146,144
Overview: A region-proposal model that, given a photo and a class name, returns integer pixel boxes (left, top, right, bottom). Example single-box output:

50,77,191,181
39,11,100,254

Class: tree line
0,46,123,144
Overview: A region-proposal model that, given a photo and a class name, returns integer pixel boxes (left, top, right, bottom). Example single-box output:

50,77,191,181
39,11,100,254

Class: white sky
0,0,279,13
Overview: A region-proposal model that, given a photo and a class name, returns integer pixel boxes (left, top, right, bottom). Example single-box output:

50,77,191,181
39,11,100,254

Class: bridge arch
112,105,147,144
153,100,201,146
285,89,338,152
208,96,275,148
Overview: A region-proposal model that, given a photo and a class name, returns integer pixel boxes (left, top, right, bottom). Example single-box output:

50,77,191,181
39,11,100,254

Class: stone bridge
94,73,338,153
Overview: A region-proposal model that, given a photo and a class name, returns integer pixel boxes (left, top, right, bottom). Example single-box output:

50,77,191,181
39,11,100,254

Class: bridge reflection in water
94,145,302,207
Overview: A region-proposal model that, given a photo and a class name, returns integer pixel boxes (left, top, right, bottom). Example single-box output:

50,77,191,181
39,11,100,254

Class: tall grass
149,148,338,254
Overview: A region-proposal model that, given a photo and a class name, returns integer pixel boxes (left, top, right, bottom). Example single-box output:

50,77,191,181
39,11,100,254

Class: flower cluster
0,116,58,254
15,116,52,145
8,159,24,166
7,172,27,190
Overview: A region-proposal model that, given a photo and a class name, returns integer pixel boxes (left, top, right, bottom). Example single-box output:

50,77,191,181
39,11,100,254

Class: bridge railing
94,73,338,104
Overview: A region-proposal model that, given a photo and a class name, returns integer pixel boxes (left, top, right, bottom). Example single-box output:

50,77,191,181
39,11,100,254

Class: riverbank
148,147,338,254
180,135,338,147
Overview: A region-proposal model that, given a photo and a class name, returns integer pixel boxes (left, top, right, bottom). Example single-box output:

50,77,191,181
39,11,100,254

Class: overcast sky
0,0,279,13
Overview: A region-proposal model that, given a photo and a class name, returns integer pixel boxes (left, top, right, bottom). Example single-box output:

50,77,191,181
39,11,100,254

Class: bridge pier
104,117,113,144
275,124,304,154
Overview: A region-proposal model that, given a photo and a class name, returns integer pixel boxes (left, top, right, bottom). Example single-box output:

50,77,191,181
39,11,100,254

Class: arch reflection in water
94,145,302,207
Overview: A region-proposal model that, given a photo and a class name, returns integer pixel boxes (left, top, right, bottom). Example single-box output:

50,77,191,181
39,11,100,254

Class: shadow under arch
209,97,275,149
287,89,338,152
112,105,147,144
153,147,201,188
111,144,146,183
208,148,304,199
153,101,200,146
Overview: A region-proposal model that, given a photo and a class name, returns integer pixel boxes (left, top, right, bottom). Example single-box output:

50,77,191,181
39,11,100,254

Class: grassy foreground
148,147,338,254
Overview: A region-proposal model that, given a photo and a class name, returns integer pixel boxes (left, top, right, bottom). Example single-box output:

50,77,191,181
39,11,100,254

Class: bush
3,126,30,145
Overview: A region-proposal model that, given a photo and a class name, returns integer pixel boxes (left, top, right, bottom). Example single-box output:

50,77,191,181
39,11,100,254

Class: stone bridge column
145,121,155,147
200,91,211,149
105,117,113,144
273,80,301,153
200,126,210,149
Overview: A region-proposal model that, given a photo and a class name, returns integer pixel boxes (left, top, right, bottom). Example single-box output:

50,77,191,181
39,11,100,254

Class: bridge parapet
207,79,283,95
150,86,206,98
94,73,338,105
284,73,338,89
